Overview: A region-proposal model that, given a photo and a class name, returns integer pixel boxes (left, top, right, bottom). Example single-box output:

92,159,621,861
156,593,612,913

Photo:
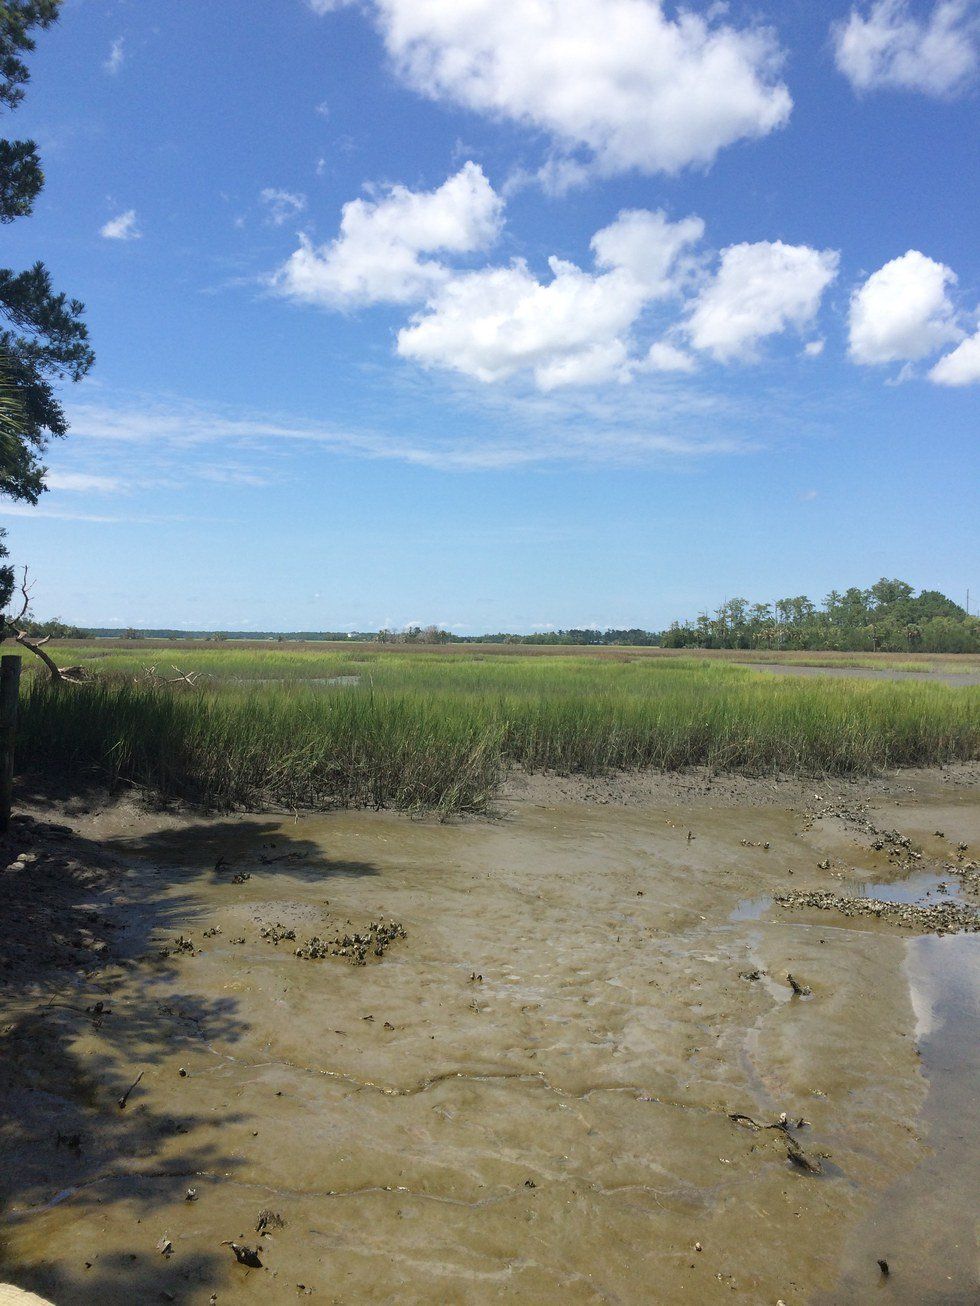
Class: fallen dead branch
140,664,207,688
3,569,89,685
117,1069,144,1110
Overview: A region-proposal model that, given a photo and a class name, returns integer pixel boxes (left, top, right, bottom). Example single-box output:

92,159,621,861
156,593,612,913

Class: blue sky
3,0,978,631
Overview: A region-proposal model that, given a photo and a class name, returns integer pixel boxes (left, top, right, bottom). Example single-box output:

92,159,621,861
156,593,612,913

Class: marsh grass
19,647,980,812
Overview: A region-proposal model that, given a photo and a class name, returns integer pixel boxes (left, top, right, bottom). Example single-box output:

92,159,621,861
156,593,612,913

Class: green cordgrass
18,648,980,813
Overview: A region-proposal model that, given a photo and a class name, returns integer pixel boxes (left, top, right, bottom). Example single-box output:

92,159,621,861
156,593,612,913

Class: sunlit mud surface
1,768,977,1304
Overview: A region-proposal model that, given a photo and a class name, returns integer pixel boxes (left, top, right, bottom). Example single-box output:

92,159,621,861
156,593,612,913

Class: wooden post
0,654,22,833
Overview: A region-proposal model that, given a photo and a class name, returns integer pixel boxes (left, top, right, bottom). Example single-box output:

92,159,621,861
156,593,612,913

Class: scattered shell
776,890,978,935
255,1209,285,1235
157,935,195,959
259,923,296,946
295,919,406,965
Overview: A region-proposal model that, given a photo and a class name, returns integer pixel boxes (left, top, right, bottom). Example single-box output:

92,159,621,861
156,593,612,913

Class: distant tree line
435,628,660,646
34,580,979,653
375,626,658,645
661,579,979,653
15,615,85,639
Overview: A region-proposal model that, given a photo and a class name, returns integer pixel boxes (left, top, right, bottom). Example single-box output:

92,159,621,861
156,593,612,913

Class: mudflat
1,766,977,1304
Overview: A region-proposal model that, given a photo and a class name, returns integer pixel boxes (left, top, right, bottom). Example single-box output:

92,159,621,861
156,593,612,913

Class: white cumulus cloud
929,327,980,384
848,250,963,364
642,342,698,373
100,209,141,241
396,260,639,389
274,162,504,306
274,166,846,390
687,242,839,362
396,208,704,389
834,0,979,95
321,0,791,177
591,209,705,297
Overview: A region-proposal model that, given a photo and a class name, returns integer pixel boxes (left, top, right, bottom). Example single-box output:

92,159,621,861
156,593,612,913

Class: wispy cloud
103,36,125,75
65,377,752,478
196,464,277,488
260,188,307,226
45,471,125,493
100,209,141,241
0,503,146,524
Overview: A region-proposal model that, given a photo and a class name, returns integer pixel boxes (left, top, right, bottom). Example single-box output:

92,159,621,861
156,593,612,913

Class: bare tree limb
3,566,88,685
15,628,65,679
9,567,31,628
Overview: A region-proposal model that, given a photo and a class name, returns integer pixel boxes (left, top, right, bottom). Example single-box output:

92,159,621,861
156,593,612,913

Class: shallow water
749,662,980,686
821,931,980,1304
0,777,977,1303
732,867,975,921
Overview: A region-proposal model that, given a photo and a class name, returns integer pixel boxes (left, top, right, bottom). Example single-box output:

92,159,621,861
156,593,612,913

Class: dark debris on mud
729,1111,825,1177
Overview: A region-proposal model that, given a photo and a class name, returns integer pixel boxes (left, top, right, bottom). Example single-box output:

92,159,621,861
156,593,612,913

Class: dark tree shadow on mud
0,807,383,1304
109,816,382,888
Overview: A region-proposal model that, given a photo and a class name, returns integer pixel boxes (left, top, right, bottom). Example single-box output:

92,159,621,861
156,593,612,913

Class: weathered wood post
0,654,22,833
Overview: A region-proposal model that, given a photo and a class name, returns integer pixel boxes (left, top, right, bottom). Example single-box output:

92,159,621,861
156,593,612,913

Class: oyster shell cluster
295,919,407,965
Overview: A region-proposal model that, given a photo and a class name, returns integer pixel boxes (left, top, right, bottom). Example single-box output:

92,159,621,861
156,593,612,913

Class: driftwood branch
15,629,65,678
141,664,203,687
3,568,88,685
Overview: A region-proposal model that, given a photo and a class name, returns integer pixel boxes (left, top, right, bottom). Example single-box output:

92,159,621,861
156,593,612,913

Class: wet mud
1,766,977,1304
